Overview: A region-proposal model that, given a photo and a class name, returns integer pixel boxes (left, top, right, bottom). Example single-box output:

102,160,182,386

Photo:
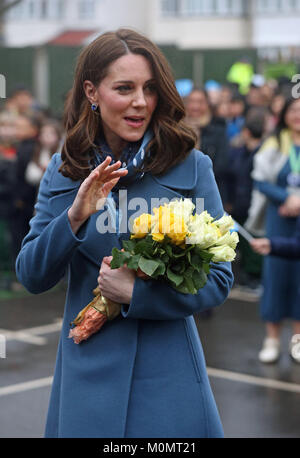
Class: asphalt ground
0,280,300,438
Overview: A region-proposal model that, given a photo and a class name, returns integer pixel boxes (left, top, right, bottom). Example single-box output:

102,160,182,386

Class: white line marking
0,330,46,345
229,287,260,303
0,376,53,397
207,367,300,393
1,368,300,398
0,320,62,346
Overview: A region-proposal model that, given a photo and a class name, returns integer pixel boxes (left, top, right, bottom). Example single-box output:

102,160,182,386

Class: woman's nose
132,90,147,107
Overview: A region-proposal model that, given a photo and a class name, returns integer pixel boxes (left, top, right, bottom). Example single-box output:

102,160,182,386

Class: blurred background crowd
0,71,295,292
0,88,62,288
0,0,300,302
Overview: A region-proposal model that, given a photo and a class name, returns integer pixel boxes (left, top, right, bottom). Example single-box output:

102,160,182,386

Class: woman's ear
83,80,97,105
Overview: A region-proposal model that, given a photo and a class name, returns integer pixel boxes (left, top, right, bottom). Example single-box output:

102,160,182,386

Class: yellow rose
131,213,152,239
151,205,187,245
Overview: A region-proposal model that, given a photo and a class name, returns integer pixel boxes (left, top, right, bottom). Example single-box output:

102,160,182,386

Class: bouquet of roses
69,198,238,344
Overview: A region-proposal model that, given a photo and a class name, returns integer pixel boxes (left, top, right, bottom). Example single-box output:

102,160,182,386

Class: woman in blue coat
246,97,300,364
15,29,233,438
251,215,300,363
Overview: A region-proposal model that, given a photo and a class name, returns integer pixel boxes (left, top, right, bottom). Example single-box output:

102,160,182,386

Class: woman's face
185,90,210,118
88,54,158,148
271,94,285,117
39,125,59,149
285,99,300,133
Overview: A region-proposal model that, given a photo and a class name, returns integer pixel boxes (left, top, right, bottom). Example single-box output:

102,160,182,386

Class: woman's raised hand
68,156,128,234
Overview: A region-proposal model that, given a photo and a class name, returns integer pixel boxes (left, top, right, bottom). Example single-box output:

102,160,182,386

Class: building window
40,0,48,19
78,0,96,20
5,0,65,20
162,0,247,17
255,0,300,13
161,0,180,15
5,0,26,20
48,0,65,19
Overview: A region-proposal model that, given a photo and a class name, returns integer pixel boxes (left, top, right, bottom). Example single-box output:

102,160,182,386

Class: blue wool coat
254,159,300,322
16,149,233,438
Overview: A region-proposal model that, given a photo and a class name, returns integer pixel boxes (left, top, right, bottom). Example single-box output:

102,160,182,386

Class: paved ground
0,280,300,438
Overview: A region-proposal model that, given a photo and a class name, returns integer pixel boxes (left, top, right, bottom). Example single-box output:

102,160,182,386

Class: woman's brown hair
59,28,196,181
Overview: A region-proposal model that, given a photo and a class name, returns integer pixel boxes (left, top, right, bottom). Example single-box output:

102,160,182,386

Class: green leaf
167,266,184,287
152,261,166,278
172,262,182,272
164,244,172,257
161,253,170,263
190,253,203,271
203,262,211,275
135,240,155,257
110,247,131,269
184,266,194,278
192,269,207,290
174,280,191,295
195,246,214,262
138,257,164,277
122,240,136,253
183,272,197,294
187,251,191,264
127,254,141,270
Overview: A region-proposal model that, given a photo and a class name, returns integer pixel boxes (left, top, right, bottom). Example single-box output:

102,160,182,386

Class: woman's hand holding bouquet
69,198,239,343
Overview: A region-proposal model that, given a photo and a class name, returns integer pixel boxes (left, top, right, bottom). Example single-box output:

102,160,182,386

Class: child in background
25,119,62,186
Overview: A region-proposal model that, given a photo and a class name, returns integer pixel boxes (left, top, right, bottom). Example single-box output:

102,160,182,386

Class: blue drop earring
91,103,98,112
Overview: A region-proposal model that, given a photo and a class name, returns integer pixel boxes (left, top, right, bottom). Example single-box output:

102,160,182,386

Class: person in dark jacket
185,88,230,205
9,113,42,262
227,107,267,289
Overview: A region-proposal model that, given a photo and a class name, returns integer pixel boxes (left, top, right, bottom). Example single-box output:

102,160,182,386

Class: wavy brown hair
59,28,196,181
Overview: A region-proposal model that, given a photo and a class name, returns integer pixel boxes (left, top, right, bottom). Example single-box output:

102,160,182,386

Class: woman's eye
145,84,157,93
116,85,131,92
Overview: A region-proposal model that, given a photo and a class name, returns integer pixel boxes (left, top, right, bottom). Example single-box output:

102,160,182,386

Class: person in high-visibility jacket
227,58,254,95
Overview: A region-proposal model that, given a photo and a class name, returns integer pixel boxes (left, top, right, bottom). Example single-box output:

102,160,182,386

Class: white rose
215,231,239,249
208,245,236,262
168,198,195,224
186,220,220,248
214,214,234,235
228,231,239,249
